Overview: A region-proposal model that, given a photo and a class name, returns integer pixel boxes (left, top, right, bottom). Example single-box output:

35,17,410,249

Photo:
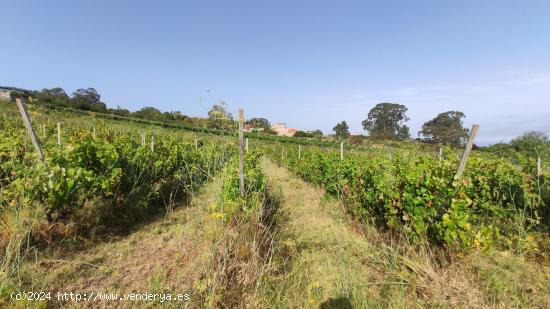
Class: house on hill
271,123,297,137
0,88,13,101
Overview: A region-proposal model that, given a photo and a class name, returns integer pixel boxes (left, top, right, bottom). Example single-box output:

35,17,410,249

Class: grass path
261,159,550,308
261,159,387,308
13,177,226,308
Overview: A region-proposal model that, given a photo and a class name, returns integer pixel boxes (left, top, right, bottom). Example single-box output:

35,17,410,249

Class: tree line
332,102,470,147
4,86,547,150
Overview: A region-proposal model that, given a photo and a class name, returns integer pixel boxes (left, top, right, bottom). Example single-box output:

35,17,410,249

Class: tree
333,121,350,139
362,103,410,140
37,87,71,107
72,88,106,112
419,111,469,146
208,102,234,130
511,131,550,158
133,106,162,120
246,117,271,131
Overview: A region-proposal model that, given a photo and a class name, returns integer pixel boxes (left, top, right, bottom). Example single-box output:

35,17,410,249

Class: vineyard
1,100,549,307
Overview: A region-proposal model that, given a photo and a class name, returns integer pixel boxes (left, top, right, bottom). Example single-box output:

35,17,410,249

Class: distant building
0,88,12,101
271,123,297,137
244,124,265,133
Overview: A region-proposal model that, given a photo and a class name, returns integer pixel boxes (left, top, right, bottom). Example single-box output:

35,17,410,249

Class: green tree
208,102,234,130
37,87,71,107
362,103,410,140
511,131,550,158
245,117,271,131
420,111,469,146
72,88,106,112
133,106,162,120
333,121,350,139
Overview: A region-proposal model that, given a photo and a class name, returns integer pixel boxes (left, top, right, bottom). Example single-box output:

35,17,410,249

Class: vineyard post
246,137,249,153
298,145,301,159
151,135,155,152
141,133,145,146
195,138,198,150
438,143,443,165
93,126,96,140
537,156,542,177
16,98,44,164
238,109,245,197
455,124,480,180
42,123,46,138
340,141,344,161
57,122,61,146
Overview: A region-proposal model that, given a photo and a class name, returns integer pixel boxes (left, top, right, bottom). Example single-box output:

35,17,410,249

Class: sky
2,0,549,145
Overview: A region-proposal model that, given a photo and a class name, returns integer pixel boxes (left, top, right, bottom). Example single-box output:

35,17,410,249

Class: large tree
133,106,162,120
208,102,234,130
420,111,469,146
333,121,350,138
511,131,550,158
72,88,106,112
37,87,71,107
362,103,410,140
246,117,271,131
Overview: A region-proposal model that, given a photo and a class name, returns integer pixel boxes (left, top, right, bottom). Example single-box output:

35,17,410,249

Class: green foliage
333,121,350,139
215,152,267,222
362,102,410,140
0,113,233,244
208,102,235,130
420,111,469,146
269,145,544,250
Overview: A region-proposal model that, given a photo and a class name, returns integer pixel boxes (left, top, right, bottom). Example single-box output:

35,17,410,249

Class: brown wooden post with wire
238,109,245,197
455,124,479,180
16,98,44,164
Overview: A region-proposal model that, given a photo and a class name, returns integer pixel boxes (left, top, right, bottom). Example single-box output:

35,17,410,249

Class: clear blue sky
2,0,549,144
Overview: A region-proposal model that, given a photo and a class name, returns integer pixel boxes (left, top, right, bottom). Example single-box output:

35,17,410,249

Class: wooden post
245,138,249,153
340,141,344,161
195,138,198,150
238,109,245,197
57,122,61,146
537,157,542,177
42,124,46,138
298,145,301,159
16,99,44,163
455,124,480,180
141,133,145,146
438,144,443,165
151,135,155,152
93,126,96,140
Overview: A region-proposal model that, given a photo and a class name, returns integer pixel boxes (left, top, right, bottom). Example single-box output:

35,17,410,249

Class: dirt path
260,159,385,308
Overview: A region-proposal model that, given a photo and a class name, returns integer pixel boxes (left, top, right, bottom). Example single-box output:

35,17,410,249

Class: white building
0,88,12,101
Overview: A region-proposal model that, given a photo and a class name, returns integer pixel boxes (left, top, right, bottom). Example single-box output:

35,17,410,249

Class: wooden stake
438,144,443,165
16,99,44,163
42,124,46,138
298,145,301,159
245,138,249,153
537,156,542,177
93,126,96,140
238,109,245,197
151,135,155,152
195,138,198,150
141,133,146,146
455,124,479,180
57,122,61,146
340,141,344,161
